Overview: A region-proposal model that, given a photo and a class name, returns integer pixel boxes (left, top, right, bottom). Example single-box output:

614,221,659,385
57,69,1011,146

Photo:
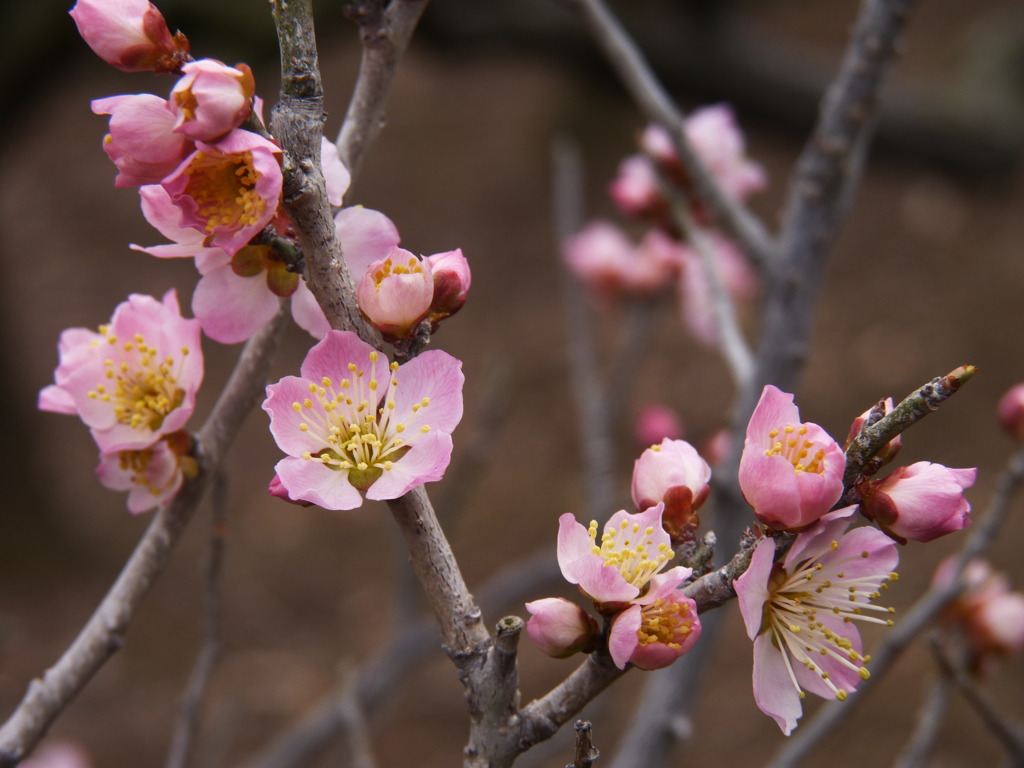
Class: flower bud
524,598,597,658
860,461,976,543
631,438,711,540
356,247,434,339
425,248,471,323
997,383,1024,440
70,0,189,73
170,59,255,142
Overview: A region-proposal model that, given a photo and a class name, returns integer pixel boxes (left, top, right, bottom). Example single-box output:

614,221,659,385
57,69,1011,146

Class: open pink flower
70,0,188,73
357,248,434,339
556,505,690,606
861,462,976,543
525,598,598,658
738,385,844,530
170,59,255,142
38,290,203,453
608,578,701,670
161,128,283,256
631,438,711,539
263,330,464,510
734,507,898,735
92,94,192,187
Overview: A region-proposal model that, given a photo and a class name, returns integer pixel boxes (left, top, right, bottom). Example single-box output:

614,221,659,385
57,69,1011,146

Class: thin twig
164,473,229,768
0,311,289,766
892,671,952,768
766,445,1024,768
565,0,774,269
928,638,1024,763
569,720,600,768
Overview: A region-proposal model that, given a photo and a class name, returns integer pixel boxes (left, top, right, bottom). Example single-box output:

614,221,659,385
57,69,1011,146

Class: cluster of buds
526,440,711,670
39,292,203,512
563,104,761,349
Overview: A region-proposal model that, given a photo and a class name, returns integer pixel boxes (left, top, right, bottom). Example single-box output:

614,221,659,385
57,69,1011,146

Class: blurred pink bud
997,383,1024,440
701,428,731,467
170,59,255,142
91,94,191,187
634,403,684,447
845,397,901,464
631,438,711,540
738,385,844,530
683,105,766,199
860,462,976,543
357,247,434,339
425,248,471,323
70,0,189,73
609,155,663,219
268,473,313,507
564,222,679,299
524,597,597,658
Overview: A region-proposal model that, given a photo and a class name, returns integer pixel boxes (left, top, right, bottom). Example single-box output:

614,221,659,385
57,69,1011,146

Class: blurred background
2,0,1024,765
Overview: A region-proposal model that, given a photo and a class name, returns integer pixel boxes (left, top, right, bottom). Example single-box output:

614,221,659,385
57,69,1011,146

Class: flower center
183,149,264,233
764,425,826,474
766,543,898,701
87,328,189,432
637,597,695,648
371,254,425,289
116,447,178,498
587,518,673,590
294,351,431,491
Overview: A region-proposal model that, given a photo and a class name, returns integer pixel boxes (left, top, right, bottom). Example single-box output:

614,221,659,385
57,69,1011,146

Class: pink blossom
641,105,767,200
96,439,185,513
701,428,731,467
426,248,471,323
70,0,189,73
997,383,1024,440
524,598,598,658
607,579,701,669
634,402,684,448
734,507,899,735
738,385,844,530
39,291,203,453
860,461,976,543
677,231,758,347
631,438,711,539
263,330,464,510
609,155,663,219
161,128,283,256
563,222,680,299
91,94,192,187
170,59,255,142
357,248,434,339
556,505,690,606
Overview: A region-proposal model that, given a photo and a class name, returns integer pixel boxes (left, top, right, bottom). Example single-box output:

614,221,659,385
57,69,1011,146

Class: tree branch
0,311,289,766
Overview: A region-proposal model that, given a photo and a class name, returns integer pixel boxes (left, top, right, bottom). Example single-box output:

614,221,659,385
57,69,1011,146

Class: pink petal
608,605,642,669
365,431,453,500
193,264,279,344
390,350,464,435
262,376,332,457
752,633,803,735
735,537,774,640
290,279,331,340
334,206,402,279
275,456,363,510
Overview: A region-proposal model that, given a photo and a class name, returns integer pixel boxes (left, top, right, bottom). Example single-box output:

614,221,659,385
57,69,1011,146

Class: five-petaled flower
734,507,899,735
38,290,203,453
263,330,464,510
738,385,845,530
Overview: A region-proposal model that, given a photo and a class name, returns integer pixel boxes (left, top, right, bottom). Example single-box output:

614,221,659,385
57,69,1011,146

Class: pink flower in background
70,0,189,73
608,578,701,669
524,597,598,658
39,291,203,453
161,128,283,255
357,248,434,339
634,402,684,447
92,94,192,187
677,231,758,347
170,58,255,142
997,382,1024,440
860,461,976,543
631,438,711,539
738,385,844,530
734,507,898,735
563,222,680,299
425,248,471,323
609,155,663,219
263,330,464,510
21,740,92,768
96,439,185,513
556,505,690,606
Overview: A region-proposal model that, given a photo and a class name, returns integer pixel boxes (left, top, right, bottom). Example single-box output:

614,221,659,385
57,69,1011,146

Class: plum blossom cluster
39,291,203,513
563,105,761,348
527,440,711,670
